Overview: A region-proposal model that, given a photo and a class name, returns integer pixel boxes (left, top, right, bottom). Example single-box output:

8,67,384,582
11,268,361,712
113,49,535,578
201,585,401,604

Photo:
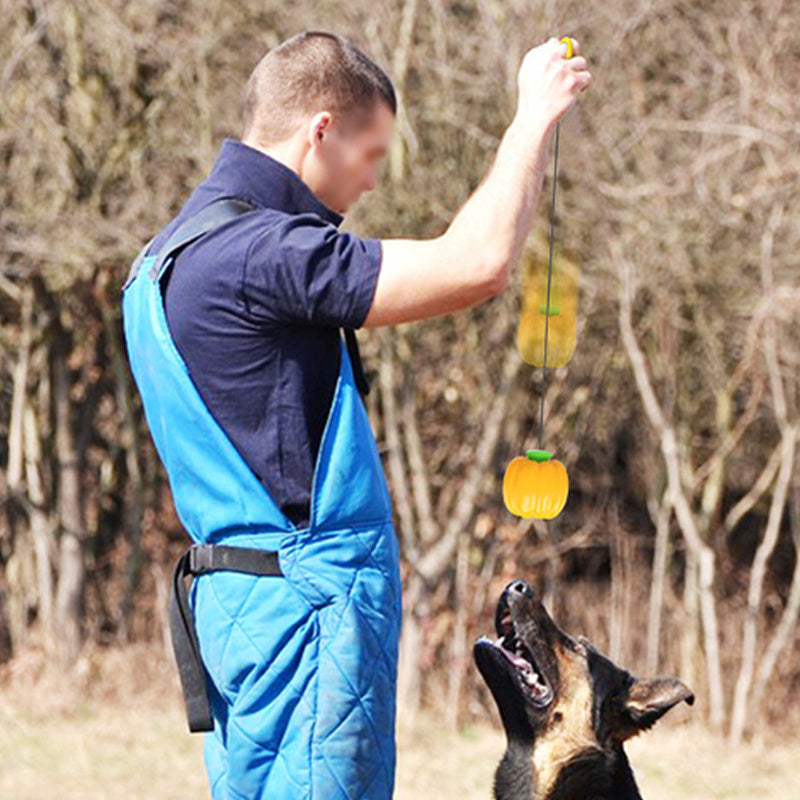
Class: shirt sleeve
241,212,382,329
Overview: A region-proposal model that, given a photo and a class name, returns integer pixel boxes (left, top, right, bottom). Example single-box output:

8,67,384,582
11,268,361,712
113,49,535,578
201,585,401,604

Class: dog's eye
573,636,590,656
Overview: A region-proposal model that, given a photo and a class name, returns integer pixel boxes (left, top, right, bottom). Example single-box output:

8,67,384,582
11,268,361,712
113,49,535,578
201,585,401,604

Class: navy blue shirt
154,139,382,530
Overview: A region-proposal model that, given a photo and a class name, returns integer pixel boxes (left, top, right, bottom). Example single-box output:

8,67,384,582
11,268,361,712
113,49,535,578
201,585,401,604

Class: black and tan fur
474,580,694,800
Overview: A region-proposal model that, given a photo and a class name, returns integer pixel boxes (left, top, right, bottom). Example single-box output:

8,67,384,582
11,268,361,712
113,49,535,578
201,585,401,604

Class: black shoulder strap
124,197,256,290
124,235,155,290
147,197,257,280
344,328,371,397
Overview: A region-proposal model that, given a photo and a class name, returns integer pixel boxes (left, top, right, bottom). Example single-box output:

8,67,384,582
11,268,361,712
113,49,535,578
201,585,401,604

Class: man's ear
308,111,333,147
625,677,694,731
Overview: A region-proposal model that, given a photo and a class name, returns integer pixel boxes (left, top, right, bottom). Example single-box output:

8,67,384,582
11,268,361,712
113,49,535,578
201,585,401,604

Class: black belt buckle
188,543,215,574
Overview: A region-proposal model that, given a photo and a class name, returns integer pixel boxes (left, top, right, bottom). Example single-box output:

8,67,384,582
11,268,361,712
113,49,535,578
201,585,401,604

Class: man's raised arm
362,37,592,329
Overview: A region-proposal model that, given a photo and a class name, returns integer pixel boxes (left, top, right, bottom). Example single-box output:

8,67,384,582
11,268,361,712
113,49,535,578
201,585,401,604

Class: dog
474,579,694,800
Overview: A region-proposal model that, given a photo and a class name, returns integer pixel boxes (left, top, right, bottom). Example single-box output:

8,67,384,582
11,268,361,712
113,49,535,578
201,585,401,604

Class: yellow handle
559,36,574,59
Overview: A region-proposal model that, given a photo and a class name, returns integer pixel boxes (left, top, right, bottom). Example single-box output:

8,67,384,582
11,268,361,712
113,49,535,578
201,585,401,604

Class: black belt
169,543,284,732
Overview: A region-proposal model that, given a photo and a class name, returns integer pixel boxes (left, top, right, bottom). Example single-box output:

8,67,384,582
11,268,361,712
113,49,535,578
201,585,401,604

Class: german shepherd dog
474,580,694,800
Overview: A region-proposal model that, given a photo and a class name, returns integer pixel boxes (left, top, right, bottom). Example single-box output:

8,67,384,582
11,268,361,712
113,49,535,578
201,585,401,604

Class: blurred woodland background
1,0,798,758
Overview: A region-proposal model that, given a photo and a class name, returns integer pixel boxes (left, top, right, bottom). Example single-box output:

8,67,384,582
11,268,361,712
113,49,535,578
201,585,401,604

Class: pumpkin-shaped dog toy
503,449,569,520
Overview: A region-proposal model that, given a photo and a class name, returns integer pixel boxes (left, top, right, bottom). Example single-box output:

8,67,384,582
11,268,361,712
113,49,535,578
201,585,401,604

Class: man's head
241,31,396,215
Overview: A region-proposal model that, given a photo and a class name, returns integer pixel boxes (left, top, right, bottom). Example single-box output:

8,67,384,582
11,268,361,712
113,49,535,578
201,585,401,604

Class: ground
2,689,799,799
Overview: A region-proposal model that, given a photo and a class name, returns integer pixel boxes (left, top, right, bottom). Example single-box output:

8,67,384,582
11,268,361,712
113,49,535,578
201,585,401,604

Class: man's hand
362,38,592,329
514,37,592,137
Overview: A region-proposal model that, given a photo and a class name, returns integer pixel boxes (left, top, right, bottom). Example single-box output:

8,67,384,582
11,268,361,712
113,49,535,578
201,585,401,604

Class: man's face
314,100,394,214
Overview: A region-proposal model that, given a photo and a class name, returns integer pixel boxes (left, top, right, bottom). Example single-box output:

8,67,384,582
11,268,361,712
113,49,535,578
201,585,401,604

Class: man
122,29,590,800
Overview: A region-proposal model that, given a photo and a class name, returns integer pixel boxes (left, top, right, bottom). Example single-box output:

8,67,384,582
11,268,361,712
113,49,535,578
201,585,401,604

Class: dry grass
396,712,800,800
1,646,799,799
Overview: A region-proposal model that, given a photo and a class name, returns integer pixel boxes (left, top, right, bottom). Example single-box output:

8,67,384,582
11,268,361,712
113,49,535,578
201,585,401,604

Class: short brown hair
242,31,396,145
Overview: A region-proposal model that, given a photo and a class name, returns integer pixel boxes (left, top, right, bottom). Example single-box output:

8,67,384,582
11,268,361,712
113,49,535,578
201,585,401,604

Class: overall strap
344,328,371,397
123,197,256,289
148,197,258,281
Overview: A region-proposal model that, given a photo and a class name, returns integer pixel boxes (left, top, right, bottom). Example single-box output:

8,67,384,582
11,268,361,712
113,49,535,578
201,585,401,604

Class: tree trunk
6,285,32,491
388,0,419,183
618,253,726,728
53,335,85,668
396,573,425,733
646,491,671,675
23,403,55,646
750,477,800,715
609,502,625,664
680,550,699,693
729,428,796,744
730,209,796,744
445,529,470,730
97,275,144,641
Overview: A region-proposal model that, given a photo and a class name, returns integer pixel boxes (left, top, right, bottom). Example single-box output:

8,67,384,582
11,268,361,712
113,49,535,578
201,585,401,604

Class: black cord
539,121,560,451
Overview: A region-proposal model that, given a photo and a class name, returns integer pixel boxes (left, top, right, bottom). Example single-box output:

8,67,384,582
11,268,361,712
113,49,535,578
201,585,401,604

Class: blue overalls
121,200,402,799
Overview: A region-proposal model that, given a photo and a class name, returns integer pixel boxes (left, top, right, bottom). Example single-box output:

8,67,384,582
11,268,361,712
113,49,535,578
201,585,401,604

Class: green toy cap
526,449,552,462
538,304,562,316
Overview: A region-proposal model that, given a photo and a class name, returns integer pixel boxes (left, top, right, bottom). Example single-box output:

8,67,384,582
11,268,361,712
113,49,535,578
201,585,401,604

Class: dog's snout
508,579,533,599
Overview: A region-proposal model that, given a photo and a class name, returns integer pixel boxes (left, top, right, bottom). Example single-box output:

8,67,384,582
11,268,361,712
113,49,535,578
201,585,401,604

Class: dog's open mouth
476,590,554,707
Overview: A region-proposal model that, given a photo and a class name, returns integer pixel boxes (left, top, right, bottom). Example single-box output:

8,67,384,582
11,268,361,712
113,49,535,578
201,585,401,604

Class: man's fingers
562,52,591,95
557,37,581,58
573,70,593,92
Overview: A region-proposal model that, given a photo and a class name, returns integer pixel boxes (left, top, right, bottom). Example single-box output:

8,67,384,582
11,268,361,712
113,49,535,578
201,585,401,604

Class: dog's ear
624,677,694,731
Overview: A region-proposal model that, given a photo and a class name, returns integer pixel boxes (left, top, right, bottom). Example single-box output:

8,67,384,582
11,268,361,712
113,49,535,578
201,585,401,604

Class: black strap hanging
170,543,284,733
344,327,371,397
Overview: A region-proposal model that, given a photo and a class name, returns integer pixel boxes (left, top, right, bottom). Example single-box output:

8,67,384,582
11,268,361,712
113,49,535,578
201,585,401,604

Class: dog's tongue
494,637,531,670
